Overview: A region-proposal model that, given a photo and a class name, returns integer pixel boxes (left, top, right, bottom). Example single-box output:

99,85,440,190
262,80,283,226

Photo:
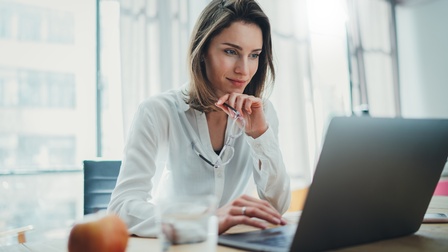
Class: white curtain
119,0,153,137
257,0,316,189
119,0,209,137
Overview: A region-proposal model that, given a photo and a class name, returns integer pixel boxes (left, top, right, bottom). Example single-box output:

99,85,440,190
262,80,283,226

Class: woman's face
204,21,262,97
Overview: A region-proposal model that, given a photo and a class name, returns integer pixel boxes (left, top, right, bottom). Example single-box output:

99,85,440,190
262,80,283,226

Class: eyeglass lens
216,145,235,167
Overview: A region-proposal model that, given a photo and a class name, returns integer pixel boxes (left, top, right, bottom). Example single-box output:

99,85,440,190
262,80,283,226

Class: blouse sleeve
245,101,291,214
107,99,162,237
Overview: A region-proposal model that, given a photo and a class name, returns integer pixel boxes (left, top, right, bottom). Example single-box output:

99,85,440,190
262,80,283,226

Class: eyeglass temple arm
199,153,215,167
223,103,240,116
192,142,216,167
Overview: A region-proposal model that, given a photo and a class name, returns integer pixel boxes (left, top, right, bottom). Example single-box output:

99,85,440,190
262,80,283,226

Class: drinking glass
156,194,218,252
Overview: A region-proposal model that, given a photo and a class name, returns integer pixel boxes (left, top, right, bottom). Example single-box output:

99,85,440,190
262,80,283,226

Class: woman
108,0,291,236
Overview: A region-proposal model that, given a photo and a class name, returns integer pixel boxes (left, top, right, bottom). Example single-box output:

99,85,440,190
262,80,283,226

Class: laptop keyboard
248,234,293,247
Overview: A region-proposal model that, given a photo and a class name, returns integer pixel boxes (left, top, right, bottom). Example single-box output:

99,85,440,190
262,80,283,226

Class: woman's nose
234,57,249,75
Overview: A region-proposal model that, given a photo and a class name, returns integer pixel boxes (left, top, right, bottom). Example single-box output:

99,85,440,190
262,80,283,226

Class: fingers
228,214,270,230
218,214,269,234
233,196,284,225
216,93,267,139
217,195,287,234
230,205,282,226
237,195,278,215
216,93,262,116
232,195,285,225
230,94,252,115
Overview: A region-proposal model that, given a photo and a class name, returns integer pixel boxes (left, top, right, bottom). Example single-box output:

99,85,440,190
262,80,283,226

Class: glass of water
156,194,218,252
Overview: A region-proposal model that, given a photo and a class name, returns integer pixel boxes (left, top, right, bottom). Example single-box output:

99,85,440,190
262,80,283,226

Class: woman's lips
228,78,247,87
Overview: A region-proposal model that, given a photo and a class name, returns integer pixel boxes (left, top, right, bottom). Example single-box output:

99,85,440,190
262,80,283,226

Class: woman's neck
206,111,228,152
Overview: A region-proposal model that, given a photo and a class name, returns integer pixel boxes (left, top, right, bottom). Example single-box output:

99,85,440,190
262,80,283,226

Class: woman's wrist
246,123,268,139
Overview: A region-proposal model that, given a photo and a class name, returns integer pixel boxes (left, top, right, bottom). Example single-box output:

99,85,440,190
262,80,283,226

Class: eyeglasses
192,103,246,169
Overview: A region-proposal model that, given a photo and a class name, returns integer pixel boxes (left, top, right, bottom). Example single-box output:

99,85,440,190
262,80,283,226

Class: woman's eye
250,53,260,59
224,49,237,55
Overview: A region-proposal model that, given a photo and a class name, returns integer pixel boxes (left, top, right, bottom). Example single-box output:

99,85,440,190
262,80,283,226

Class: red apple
68,214,129,252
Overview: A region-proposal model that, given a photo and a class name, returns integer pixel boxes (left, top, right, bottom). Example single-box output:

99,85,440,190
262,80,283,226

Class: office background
1,0,447,244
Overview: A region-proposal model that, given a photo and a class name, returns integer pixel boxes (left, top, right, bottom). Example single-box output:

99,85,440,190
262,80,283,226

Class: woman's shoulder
139,86,188,112
262,99,280,124
263,99,276,114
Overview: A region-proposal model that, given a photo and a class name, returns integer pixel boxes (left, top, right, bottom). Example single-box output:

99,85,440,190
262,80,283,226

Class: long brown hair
187,0,275,112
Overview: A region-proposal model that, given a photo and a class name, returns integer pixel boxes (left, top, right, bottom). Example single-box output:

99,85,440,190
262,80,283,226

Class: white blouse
107,86,291,237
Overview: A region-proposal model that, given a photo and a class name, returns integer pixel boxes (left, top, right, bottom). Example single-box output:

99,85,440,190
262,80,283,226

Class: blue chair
83,160,121,215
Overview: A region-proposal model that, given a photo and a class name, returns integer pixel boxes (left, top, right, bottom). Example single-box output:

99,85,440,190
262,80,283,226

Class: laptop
218,116,448,252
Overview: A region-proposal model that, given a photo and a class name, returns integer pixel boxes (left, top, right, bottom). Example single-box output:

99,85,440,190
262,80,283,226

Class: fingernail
273,217,281,224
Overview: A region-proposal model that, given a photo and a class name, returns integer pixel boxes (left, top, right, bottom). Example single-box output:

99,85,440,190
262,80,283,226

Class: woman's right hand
216,194,287,234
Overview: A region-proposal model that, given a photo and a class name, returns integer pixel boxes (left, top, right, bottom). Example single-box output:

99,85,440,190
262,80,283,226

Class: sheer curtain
261,0,353,189
119,0,208,137
258,0,316,189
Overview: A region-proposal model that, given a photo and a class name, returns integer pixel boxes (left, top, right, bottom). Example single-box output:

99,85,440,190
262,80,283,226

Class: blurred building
0,0,94,244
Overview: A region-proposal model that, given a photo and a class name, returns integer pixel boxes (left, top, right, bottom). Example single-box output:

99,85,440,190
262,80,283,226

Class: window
17,5,42,41
0,1,95,171
0,0,95,244
0,4,12,39
47,11,75,44
17,135,76,168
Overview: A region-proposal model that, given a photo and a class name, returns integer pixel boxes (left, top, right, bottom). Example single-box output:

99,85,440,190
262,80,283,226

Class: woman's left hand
216,194,287,235
216,93,268,138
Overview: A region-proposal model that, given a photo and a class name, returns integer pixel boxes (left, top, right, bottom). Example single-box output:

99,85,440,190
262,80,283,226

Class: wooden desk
2,196,447,252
